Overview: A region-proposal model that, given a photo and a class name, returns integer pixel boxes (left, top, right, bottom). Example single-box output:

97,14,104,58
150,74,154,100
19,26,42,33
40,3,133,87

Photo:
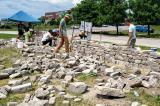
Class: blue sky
0,0,82,19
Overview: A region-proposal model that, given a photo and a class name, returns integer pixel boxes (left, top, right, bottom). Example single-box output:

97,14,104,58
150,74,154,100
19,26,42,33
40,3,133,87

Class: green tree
72,0,99,25
99,0,127,35
129,0,160,36
73,0,127,35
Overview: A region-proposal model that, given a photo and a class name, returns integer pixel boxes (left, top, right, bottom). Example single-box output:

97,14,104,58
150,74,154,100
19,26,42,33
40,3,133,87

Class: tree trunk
148,24,150,37
116,24,119,35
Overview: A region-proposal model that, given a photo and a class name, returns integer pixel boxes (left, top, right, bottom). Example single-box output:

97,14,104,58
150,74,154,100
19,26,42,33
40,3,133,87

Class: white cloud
72,0,82,5
33,0,82,5
0,0,77,19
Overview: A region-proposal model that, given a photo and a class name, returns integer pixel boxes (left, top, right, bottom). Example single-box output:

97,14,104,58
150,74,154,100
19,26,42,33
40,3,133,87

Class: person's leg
130,39,136,48
54,37,64,53
64,36,69,53
79,35,83,39
42,40,48,45
48,38,52,46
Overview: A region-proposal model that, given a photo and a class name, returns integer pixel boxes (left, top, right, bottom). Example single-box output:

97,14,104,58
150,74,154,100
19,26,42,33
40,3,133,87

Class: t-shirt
59,18,67,36
129,24,136,39
24,31,32,42
41,32,51,41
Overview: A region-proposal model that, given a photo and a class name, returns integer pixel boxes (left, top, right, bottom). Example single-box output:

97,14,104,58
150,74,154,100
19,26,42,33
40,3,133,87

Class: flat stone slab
97,88,125,98
11,83,32,93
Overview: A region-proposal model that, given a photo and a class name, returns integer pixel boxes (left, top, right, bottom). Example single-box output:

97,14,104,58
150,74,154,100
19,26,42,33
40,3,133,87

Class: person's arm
48,33,53,38
59,20,63,37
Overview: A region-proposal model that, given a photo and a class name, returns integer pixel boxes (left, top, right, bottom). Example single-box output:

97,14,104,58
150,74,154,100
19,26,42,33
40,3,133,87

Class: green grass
0,47,21,69
139,45,160,52
0,79,9,86
127,89,160,106
93,25,160,38
55,96,94,106
0,93,25,105
0,34,17,39
76,72,97,86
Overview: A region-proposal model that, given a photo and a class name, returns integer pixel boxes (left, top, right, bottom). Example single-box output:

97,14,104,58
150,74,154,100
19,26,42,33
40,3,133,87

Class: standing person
125,18,136,48
54,14,71,53
17,22,24,39
41,30,53,46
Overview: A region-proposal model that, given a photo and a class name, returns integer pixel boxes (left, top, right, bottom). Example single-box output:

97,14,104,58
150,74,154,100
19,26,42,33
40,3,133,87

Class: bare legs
54,36,69,53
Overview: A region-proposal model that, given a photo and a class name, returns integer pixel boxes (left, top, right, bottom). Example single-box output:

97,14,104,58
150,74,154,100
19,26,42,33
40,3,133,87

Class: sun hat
65,14,71,19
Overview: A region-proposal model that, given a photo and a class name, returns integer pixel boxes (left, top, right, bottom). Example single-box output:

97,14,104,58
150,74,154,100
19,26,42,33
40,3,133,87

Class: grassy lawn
76,72,97,86
127,89,160,106
0,34,17,39
0,47,21,69
93,25,160,38
139,45,160,52
0,93,25,105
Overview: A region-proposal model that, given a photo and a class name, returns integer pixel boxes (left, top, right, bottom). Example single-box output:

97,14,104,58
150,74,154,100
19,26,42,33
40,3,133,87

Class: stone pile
0,39,9,47
0,40,159,106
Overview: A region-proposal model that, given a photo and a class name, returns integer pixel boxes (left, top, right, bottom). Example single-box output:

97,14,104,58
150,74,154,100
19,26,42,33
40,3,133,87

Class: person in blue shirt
125,18,136,48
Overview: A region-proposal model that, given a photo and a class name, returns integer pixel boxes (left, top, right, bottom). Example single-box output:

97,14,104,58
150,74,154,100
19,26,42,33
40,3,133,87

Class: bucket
150,48,157,55
151,48,157,52
11,38,17,45
17,41,24,48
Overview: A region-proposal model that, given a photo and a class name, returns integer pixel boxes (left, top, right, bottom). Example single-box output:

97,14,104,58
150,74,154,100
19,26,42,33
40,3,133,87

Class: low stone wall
72,40,160,72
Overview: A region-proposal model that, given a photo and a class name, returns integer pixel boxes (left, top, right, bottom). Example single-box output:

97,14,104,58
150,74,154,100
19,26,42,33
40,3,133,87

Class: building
45,10,69,20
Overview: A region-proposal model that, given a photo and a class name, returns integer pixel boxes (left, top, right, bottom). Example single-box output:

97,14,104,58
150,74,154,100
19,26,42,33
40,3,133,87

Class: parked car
136,25,154,33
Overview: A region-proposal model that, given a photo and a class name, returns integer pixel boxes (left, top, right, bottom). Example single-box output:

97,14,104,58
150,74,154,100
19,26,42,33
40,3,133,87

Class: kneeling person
42,30,53,46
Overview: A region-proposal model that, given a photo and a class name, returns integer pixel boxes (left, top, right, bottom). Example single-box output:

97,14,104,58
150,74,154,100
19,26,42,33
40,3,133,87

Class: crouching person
24,29,34,43
41,30,53,46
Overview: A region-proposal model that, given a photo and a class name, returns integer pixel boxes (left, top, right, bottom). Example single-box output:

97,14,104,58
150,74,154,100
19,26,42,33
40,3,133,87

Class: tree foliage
73,0,127,26
129,0,160,24
72,0,127,34
129,0,160,35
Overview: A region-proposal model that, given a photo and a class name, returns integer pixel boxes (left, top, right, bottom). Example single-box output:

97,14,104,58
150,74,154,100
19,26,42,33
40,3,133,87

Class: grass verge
55,96,94,106
0,34,17,39
0,93,25,105
127,89,160,106
0,47,21,69
76,72,97,86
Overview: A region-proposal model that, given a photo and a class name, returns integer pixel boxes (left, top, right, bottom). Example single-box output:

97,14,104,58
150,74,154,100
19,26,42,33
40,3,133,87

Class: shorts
60,30,67,36
130,39,136,48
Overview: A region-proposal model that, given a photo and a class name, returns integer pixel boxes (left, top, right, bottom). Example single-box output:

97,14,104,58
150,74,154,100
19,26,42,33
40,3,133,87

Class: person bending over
41,30,53,46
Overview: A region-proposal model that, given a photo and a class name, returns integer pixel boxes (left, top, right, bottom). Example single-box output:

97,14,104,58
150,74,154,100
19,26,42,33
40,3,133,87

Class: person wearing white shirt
125,18,136,48
41,30,53,46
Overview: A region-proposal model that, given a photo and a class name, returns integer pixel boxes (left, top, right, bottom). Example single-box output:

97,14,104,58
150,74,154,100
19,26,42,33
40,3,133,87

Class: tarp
8,11,39,22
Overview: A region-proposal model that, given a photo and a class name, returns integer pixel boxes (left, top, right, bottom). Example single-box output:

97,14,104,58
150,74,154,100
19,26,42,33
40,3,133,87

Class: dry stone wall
72,40,160,72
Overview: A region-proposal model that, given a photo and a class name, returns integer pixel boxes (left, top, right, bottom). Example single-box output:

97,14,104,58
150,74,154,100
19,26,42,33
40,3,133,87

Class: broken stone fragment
11,83,32,93
35,88,50,99
49,97,56,105
9,72,22,79
7,102,18,106
97,88,125,98
0,73,9,79
0,87,8,99
68,82,87,94
8,79,23,86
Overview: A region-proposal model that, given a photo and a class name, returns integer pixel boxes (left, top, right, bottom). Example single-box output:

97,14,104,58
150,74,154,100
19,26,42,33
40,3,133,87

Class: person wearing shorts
54,14,71,53
125,18,136,48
